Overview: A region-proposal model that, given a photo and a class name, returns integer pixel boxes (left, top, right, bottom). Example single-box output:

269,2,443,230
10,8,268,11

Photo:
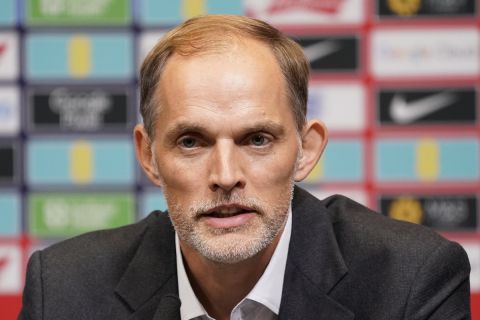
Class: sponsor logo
28,87,130,132
424,0,473,14
296,36,359,72
267,0,344,14
28,193,135,237
0,143,16,184
51,88,109,128
371,28,479,77
415,139,438,181
303,40,341,63
70,141,93,184
389,92,455,124
386,196,423,224
26,0,131,25
0,32,18,80
381,195,477,230
0,245,22,294
27,138,134,185
423,198,471,226
308,82,365,131
375,138,479,182
386,0,421,15
68,35,91,78
0,86,20,135
378,0,475,16
377,88,476,125
245,0,363,25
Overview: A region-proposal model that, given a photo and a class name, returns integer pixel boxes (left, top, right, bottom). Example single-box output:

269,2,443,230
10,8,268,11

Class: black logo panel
377,0,475,17
28,86,132,133
294,35,359,73
380,194,477,231
377,87,476,126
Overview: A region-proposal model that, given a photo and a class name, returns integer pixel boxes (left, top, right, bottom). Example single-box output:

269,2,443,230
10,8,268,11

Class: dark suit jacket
19,187,471,320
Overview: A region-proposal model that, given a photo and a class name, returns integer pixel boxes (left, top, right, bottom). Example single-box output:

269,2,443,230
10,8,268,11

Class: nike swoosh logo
389,92,457,124
303,40,340,62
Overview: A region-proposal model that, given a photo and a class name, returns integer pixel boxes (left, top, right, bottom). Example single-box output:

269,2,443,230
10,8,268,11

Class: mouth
200,204,257,229
204,205,253,217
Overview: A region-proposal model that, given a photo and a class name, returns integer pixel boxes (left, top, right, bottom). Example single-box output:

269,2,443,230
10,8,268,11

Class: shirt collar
176,233,208,319
176,206,292,319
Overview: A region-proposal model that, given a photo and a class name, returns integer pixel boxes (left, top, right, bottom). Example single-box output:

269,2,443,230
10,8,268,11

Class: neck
179,232,282,320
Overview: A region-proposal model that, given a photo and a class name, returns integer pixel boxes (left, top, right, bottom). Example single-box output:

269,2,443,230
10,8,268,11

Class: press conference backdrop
0,0,479,318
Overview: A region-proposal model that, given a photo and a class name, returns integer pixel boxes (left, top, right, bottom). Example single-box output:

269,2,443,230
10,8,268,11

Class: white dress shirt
175,207,292,320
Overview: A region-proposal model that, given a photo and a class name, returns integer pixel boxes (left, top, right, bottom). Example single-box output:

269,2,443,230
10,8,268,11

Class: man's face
149,39,303,264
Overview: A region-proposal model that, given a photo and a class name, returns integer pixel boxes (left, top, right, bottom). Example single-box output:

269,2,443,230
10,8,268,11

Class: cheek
156,157,201,193
245,150,299,186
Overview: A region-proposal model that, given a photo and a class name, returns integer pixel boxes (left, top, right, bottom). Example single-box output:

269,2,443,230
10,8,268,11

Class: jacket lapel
114,213,181,320
279,187,354,320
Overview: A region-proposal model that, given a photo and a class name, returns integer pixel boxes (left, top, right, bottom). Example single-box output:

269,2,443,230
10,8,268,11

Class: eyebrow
241,121,285,136
164,122,209,143
164,120,286,142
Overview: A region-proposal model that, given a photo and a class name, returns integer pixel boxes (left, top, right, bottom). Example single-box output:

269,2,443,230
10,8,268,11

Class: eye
178,137,198,148
250,134,269,146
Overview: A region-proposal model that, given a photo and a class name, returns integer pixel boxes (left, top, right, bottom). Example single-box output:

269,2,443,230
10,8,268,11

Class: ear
294,120,328,182
133,124,163,187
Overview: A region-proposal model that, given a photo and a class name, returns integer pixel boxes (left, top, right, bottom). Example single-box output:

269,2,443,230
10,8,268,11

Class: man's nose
208,140,246,193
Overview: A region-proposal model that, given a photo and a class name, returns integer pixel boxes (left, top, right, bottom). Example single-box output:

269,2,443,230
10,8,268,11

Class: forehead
154,38,293,124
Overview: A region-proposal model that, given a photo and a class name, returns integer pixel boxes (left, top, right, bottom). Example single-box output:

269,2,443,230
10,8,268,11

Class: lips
203,204,255,216
206,207,249,217
201,204,256,228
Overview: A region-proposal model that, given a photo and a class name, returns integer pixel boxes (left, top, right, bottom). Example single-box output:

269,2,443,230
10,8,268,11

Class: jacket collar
279,187,353,319
115,213,180,319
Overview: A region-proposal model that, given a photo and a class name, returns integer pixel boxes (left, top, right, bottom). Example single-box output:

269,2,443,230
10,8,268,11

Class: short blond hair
140,15,309,139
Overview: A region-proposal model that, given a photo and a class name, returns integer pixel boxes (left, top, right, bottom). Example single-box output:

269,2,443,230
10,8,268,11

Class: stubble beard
164,182,294,264
152,140,301,264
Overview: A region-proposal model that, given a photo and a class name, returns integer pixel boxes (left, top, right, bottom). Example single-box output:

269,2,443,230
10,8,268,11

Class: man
19,15,471,320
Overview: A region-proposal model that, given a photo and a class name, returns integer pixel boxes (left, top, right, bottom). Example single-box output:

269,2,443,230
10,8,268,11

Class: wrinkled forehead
154,40,295,130
158,40,287,106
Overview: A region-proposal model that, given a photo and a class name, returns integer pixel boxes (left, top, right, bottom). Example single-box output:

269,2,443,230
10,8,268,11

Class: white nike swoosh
303,40,340,62
389,92,457,124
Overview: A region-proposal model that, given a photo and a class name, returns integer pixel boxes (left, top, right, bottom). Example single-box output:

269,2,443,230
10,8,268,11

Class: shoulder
292,188,471,317
321,193,453,255
293,187,468,273
20,212,176,319
320,193,469,289
322,194,471,317
38,211,173,283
